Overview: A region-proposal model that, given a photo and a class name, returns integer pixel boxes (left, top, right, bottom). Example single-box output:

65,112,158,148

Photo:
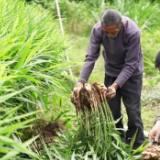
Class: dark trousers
104,74,145,149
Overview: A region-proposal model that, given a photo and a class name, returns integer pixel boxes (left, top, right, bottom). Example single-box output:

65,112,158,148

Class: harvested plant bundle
71,82,132,160
141,142,160,160
71,82,107,112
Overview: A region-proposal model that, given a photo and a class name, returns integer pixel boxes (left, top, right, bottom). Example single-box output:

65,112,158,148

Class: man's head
155,51,160,71
101,9,123,38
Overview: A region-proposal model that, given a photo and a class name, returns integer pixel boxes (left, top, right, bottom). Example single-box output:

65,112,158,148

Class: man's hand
71,82,84,105
149,120,160,143
106,83,118,99
73,82,84,95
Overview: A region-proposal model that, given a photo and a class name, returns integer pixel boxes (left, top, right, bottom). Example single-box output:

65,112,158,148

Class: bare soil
23,119,65,151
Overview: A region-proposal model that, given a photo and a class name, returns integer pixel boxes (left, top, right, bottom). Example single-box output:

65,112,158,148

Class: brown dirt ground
24,119,65,151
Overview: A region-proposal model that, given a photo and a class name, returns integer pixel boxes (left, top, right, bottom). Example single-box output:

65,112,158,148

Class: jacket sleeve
78,27,102,83
114,31,142,87
156,114,160,122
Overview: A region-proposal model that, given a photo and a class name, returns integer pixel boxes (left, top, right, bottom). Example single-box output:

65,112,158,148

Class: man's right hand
71,82,84,105
149,120,160,143
73,82,84,94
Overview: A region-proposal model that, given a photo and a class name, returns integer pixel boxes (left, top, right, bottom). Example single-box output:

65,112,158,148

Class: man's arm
105,82,118,99
78,25,102,84
114,31,142,87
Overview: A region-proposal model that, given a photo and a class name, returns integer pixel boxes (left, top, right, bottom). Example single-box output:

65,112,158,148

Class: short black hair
155,51,160,68
101,9,122,27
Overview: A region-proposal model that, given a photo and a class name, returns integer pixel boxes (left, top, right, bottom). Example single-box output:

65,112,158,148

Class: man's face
102,23,123,38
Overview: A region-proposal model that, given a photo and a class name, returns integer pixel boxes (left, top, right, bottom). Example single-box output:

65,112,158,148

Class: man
149,51,160,142
74,9,144,149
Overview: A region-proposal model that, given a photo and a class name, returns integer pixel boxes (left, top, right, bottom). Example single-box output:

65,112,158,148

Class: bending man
75,9,145,149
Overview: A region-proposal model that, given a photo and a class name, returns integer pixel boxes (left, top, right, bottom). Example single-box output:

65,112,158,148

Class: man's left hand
106,83,118,99
106,86,116,98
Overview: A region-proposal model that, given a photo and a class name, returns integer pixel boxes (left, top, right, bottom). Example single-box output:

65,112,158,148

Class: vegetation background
1,0,160,159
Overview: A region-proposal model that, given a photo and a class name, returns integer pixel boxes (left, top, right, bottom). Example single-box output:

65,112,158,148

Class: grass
0,107,40,159
0,0,73,158
1,0,160,159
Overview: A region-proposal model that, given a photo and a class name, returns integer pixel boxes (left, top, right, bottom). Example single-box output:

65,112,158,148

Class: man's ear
120,22,123,27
